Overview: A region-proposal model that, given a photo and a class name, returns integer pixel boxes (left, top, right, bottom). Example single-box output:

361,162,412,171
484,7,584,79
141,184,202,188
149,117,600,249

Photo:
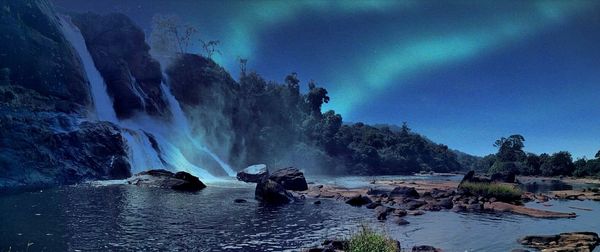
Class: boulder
389,186,420,199
391,217,410,225
255,178,294,204
269,167,308,191
128,170,206,191
345,194,373,207
459,170,491,185
236,164,268,183
520,232,599,252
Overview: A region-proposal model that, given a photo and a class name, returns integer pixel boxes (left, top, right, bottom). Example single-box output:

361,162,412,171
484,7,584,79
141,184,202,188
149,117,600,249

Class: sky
52,0,600,158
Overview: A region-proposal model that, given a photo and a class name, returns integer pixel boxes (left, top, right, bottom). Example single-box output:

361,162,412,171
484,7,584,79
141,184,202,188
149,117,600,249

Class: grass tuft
460,182,522,202
348,225,399,252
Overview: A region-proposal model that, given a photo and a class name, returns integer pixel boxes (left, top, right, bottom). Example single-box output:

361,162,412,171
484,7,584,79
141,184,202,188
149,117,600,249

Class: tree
523,153,541,175
540,151,575,176
285,72,300,96
238,58,248,76
306,80,329,117
596,150,600,159
200,39,221,59
494,134,526,162
150,14,197,54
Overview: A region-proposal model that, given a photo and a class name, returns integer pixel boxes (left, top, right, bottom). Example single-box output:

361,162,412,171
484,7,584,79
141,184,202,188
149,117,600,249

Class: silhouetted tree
494,134,526,162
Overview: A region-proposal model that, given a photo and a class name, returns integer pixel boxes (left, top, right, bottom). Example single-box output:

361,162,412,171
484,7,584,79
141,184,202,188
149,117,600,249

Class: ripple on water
1,183,600,251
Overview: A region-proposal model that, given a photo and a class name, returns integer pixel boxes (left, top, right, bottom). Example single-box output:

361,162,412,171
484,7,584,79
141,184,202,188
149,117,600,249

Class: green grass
460,182,522,202
348,225,399,252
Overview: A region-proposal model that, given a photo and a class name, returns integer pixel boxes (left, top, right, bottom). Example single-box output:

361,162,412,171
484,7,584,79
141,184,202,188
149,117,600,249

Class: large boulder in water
255,178,294,204
237,164,268,183
128,169,206,191
70,12,168,119
490,171,517,183
269,167,308,191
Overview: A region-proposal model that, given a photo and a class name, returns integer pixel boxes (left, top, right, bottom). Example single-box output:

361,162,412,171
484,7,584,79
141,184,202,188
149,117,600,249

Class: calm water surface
1,177,599,252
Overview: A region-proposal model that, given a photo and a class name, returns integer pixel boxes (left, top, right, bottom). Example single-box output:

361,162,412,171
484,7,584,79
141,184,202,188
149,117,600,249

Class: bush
460,182,522,202
348,225,399,252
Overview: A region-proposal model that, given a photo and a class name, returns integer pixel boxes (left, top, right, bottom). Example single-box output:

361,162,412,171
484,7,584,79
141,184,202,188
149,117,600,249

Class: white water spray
59,16,117,123
160,83,236,176
59,15,224,181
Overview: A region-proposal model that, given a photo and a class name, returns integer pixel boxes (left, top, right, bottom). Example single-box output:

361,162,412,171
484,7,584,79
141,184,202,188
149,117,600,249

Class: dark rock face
70,12,168,119
128,169,206,191
237,164,268,183
269,167,308,191
0,0,91,111
255,178,294,204
390,186,420,199
0,86,131,189
520,232,599,252
165,54,239,165
345,194,373,206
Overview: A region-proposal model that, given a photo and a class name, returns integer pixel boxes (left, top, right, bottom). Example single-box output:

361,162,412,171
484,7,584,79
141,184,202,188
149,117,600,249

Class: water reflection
1,182,599,251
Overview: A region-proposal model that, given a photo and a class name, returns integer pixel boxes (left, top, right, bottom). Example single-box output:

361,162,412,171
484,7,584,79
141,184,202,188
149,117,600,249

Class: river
1,176,599,251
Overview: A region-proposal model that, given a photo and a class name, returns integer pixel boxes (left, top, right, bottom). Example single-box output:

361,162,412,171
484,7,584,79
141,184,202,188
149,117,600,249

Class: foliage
459,182,522,201
494,134,526,162
348,225,399,252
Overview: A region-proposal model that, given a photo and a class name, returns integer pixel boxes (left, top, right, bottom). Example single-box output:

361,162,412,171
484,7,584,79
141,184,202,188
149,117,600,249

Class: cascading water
59,15,117,123
160,83,236,176
59,15,224,181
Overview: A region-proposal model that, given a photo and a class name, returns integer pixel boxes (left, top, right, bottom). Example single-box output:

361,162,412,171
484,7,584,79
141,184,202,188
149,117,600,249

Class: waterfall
160,83,236,176
59,14,222,181
60,14,235,181
58,16,117,123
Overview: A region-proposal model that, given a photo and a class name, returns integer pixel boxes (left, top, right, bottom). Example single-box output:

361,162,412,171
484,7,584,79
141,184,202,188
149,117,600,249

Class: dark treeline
225,69,462,175
465,134,600,178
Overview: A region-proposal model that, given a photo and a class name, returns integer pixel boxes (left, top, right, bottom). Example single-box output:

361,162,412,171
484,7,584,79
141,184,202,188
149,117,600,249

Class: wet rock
269,167,308,191
510,249,530,252
236,164,268,183
255,178,294,204
520,232,599,252
412,245,442,252
71,12,168,118
407,210,425,216
483,202,576,218
345,194,373,207
313,200,321,205
0,0,91,110
366,202,382,209
375,206,392,220
393,209,408,217
391,217,410,225
128,170,206,191
404,199,427,210
390,186,420,199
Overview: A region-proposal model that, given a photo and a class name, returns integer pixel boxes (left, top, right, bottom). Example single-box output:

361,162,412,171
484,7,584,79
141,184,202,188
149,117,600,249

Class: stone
269,167,308,191
237,164,269,183
389,186,420,199
128,170,206,191
520,232,599,252
255,178,294,204
391,217,410,225
412,245,442,252
345,194,373,207
234,199,247,203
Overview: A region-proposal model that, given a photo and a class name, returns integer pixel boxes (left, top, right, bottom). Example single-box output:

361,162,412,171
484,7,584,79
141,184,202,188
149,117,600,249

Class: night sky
52,0,600,158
